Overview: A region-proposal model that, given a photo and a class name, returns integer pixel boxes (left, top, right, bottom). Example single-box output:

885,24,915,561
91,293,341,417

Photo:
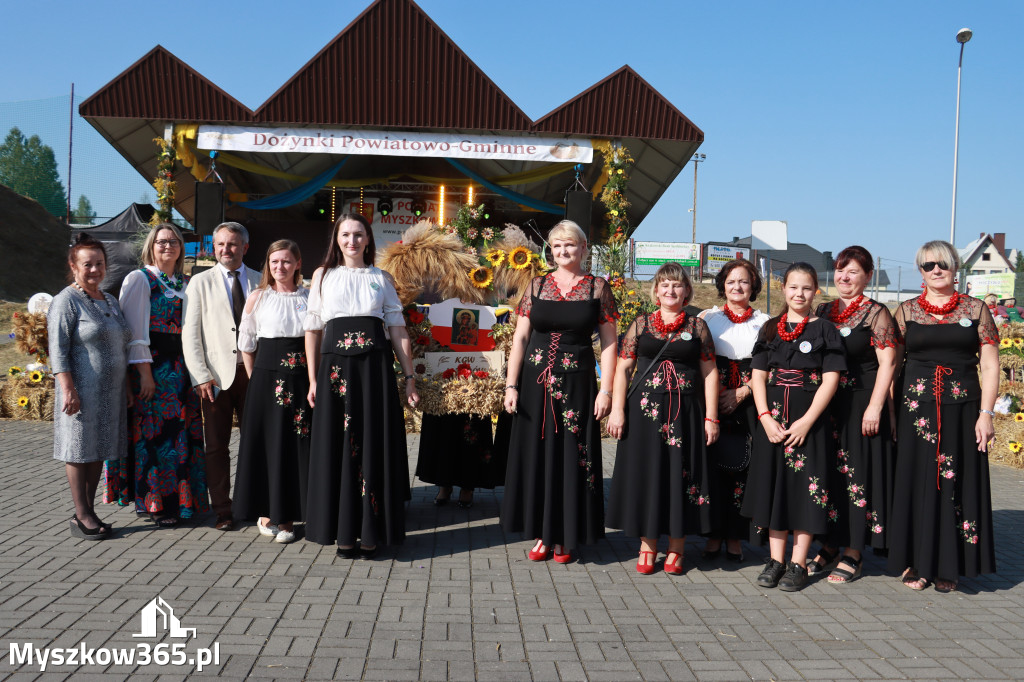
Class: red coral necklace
723,305,754,324
777,314,810,341
828,295,866,324
652,309,687,335
917,291,959,316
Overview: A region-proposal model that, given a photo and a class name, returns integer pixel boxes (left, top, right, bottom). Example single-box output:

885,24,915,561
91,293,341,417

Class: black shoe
434,487,452,506
336,545,359,559
69,515,108,541
726,551,744,563
778,562,809,592
701,545,722,561
358,545,378,559
757,558,786,588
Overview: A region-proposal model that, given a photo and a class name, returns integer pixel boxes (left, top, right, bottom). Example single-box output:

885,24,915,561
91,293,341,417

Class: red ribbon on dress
726,359,743,389
774,369,805,425
932,365,953,490
651,360,684,434
535,332,562,437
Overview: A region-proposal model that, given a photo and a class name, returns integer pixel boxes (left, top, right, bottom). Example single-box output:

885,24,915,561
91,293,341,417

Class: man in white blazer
183,222,260,530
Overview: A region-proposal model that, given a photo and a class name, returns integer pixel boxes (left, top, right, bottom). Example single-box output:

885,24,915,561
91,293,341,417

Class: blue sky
1,1,1020,275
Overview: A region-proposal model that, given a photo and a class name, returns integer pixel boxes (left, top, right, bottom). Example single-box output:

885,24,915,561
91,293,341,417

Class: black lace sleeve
694,316,716,362
893,301,910,343
515,277,542,318
868,303,898,349
976,299,1000,346
617,314,644,360
594,276,620,324
820,320,848,374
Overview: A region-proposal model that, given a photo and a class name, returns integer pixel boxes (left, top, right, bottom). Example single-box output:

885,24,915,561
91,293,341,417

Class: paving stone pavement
1,418,1023,681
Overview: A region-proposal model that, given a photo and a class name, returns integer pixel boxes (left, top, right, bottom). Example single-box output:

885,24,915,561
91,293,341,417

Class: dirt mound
0,183,70,301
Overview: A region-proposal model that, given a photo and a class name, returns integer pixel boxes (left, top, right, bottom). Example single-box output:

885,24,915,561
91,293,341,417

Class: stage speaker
194,182,225,235
564,190,593,239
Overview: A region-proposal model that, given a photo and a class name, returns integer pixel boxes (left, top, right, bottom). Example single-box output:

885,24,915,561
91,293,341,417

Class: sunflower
29,370,44,383
8,366,22,376
17,396,29,408
1015,413,1024,423
1010,442,1023,453
485,249,506,267
1001,338,1013,348
1014,338,1024,349
508,246,533,270
469,266,494,289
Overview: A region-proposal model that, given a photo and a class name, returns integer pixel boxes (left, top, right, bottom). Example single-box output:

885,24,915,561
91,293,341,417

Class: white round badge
799,340,813,354
839,326,851,337
164,290,176,299
681,332,693,341
958,318,972,327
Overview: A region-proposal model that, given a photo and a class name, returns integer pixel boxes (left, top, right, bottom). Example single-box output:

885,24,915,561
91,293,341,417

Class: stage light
312,192,331,221
411,198,426,217
481,203,490,220
439,186,446,225
467,185,474,206
378,195,393,216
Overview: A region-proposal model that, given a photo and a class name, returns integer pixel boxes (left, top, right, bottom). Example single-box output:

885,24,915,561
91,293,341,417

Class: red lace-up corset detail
536,332,563,437
651,360,685,427
772,369,805,425
932,365,953,490
725,359,743,389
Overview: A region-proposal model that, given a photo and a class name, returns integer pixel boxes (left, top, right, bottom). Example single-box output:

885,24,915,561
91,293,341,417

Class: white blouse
119,265,186,364
702,306,771,360
238,287,310,353
303,265,404,331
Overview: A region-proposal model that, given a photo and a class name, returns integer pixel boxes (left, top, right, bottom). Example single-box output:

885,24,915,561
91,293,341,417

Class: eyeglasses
155,239,181,248
920,261,949,272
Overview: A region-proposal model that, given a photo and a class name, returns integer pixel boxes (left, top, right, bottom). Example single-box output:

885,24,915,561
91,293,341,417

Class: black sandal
806,545,839,576
827,555,862,584
149,513,179,528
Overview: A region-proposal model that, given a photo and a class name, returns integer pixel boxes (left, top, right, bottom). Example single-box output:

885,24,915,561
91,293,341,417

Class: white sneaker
257,520,279,537
275,529,296,544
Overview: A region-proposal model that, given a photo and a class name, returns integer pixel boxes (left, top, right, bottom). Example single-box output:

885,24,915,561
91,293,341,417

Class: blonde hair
548,220,588,251
140,223,185,274
649,262,692,306
258,239,304,289
915,240,960,272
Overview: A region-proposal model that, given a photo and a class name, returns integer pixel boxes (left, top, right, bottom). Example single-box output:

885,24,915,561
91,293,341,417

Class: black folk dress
606,313,716,539
741,318,847,534
887,296,998,581
815,299,897,551
500,274,617,551
416,413,505,491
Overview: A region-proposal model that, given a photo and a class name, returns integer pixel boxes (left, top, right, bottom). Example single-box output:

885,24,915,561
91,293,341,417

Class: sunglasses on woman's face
920,261,949,272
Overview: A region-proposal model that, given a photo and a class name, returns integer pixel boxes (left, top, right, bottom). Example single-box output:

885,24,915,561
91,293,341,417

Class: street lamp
691,153,706,280
950,27,972,248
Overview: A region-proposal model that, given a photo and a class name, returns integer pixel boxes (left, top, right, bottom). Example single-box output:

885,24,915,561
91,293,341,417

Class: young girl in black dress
743,262,846,591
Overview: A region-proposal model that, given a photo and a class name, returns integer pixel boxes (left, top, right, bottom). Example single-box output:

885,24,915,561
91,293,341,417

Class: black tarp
72,204,155,297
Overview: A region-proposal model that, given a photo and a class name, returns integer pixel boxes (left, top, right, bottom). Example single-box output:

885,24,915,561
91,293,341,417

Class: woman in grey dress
49,234,132,540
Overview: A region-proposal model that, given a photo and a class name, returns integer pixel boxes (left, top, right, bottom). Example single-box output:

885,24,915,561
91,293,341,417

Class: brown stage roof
80,0,703,231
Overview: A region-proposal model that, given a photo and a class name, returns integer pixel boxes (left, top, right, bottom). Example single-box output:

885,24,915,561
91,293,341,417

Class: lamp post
950,27,972,248
691,153,705,280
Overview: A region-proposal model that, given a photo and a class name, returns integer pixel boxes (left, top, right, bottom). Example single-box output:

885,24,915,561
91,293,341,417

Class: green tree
72,194,97,225
0,127,67,218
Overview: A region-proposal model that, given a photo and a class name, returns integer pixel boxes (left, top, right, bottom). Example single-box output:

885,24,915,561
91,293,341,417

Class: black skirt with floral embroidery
305,317,411,547
234,337,310,525
416,413,506,490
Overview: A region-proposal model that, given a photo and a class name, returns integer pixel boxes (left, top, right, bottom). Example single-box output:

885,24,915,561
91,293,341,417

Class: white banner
634,241,700,267
197,125,592,163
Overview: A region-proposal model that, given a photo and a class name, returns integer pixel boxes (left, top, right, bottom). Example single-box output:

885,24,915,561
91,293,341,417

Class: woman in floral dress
806,246,897,584
233,240,309,544
743,262,846,592
501,220,618,564
105,223,207,526
888,240,999,593
607,262,719,575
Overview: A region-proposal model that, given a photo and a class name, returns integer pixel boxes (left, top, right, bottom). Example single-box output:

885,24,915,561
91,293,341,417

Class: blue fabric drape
232,159,348,209
444,158,563,214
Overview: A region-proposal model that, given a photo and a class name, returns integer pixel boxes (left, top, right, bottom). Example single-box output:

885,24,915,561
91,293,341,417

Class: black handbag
713,427,751,471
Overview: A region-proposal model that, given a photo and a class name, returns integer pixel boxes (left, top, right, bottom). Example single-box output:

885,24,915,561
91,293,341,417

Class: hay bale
1,375,54,421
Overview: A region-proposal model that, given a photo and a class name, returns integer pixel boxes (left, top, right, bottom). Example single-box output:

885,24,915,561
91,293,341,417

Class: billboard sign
634,241,700,267
706,245,751,275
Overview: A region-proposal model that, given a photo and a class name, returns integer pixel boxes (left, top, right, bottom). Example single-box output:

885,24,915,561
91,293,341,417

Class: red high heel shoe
636,550,656,575
528,540,551,562
553,545,572,564
664,551,684,575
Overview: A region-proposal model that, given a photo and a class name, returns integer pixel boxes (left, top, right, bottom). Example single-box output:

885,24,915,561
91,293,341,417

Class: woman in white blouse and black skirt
303,214,419,558
232,240,309,544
